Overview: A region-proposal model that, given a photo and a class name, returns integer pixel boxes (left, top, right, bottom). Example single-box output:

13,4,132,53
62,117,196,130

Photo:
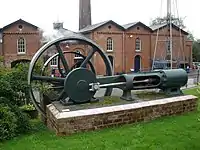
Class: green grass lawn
1,87,200,150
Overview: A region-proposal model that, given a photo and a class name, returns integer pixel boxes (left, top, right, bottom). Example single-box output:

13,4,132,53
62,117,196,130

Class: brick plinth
46,95,198,136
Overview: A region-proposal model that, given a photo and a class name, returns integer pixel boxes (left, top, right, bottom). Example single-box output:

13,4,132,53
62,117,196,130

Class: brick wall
1,20,41,67
46,95,198,136
84,22,192,74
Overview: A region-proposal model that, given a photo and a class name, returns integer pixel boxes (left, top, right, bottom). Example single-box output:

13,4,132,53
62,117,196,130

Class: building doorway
11,59,30,68
134,55,141,72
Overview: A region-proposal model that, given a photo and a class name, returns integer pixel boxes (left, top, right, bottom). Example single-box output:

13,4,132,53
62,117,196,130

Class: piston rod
89,79,151,91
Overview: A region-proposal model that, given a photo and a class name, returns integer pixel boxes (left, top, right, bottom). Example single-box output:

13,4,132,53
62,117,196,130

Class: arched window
107,37,113,51
17,37,26,54
50,55,58,66
74,50,84,67
166,38,172,52
74,50,83,59
135,38,141,52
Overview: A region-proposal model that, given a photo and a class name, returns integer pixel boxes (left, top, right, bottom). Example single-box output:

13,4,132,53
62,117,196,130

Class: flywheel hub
64,68,97,103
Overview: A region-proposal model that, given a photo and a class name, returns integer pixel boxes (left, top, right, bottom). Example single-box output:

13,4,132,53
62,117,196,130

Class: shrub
19,104,36,111
12,105,32,134
0,62,39,141
4,64,30,105
19,104,38,119
0,78,16,103
0,97,32,141
0,63,31,106
0,104,17,141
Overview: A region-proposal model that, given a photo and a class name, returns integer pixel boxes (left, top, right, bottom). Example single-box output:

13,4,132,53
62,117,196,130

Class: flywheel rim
28,34,113,117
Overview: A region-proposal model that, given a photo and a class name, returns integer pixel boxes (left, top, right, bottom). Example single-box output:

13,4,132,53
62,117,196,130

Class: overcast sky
0,0,199,38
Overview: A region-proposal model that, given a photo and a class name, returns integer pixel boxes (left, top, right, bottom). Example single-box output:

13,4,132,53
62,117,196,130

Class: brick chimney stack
79,0,91,30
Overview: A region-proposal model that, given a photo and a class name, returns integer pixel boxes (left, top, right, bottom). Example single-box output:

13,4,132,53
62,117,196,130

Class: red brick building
76,20,192,75
46,20,192,76
0,18,192,76
0,19,41,67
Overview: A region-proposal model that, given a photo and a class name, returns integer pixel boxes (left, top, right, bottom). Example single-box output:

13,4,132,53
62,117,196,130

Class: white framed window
17,37,26,54
135,38,141,52
50,56,58,66
74,50,83,59
166,39,172,52
107,37,113,51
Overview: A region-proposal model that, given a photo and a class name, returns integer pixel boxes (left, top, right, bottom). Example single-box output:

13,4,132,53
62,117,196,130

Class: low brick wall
46,95,198,136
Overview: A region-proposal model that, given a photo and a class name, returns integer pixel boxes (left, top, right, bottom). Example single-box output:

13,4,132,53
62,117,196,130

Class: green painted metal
32,65,188,104
96,68,188,101
64,68,97,103
159,69,188,89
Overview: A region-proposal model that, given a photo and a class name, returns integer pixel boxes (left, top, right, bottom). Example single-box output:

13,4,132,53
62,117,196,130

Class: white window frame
50,56,58,67
74,50,83,59
135,38,141,52
107,37,113,52
167,38,172,53
17,37,26,54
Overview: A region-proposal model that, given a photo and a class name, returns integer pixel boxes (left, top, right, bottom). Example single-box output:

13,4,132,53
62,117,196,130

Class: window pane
135,38,141,51
107,38,113,51
18,38,26,53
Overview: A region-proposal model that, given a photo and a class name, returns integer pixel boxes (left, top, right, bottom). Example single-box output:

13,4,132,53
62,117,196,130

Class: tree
150,14,200,62
150,14,186,29
187,31,195,41
186,31,200,62
192,40,200,62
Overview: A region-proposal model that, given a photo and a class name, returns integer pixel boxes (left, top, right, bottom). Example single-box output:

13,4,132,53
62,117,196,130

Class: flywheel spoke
57,57,65,77
55,43,70,74
49,86,64,89
32,75,65,85
80,49,96,68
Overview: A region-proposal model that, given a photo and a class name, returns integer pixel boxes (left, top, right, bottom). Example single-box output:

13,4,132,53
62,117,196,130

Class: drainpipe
122,31,125,73
2,33,5,66
91,32,94,65
149,33,152,71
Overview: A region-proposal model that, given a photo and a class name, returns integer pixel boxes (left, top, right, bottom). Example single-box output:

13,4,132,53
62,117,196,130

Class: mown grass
0,87,200,150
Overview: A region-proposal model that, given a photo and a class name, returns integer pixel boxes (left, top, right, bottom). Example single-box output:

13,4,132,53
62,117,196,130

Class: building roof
42,26,79,43
79,20,154,33
79,20,124,33
2,18,39,31
123,21,153,31
150,23,189,35
122,22,138,29
79,19,189,35
149,23,167,30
